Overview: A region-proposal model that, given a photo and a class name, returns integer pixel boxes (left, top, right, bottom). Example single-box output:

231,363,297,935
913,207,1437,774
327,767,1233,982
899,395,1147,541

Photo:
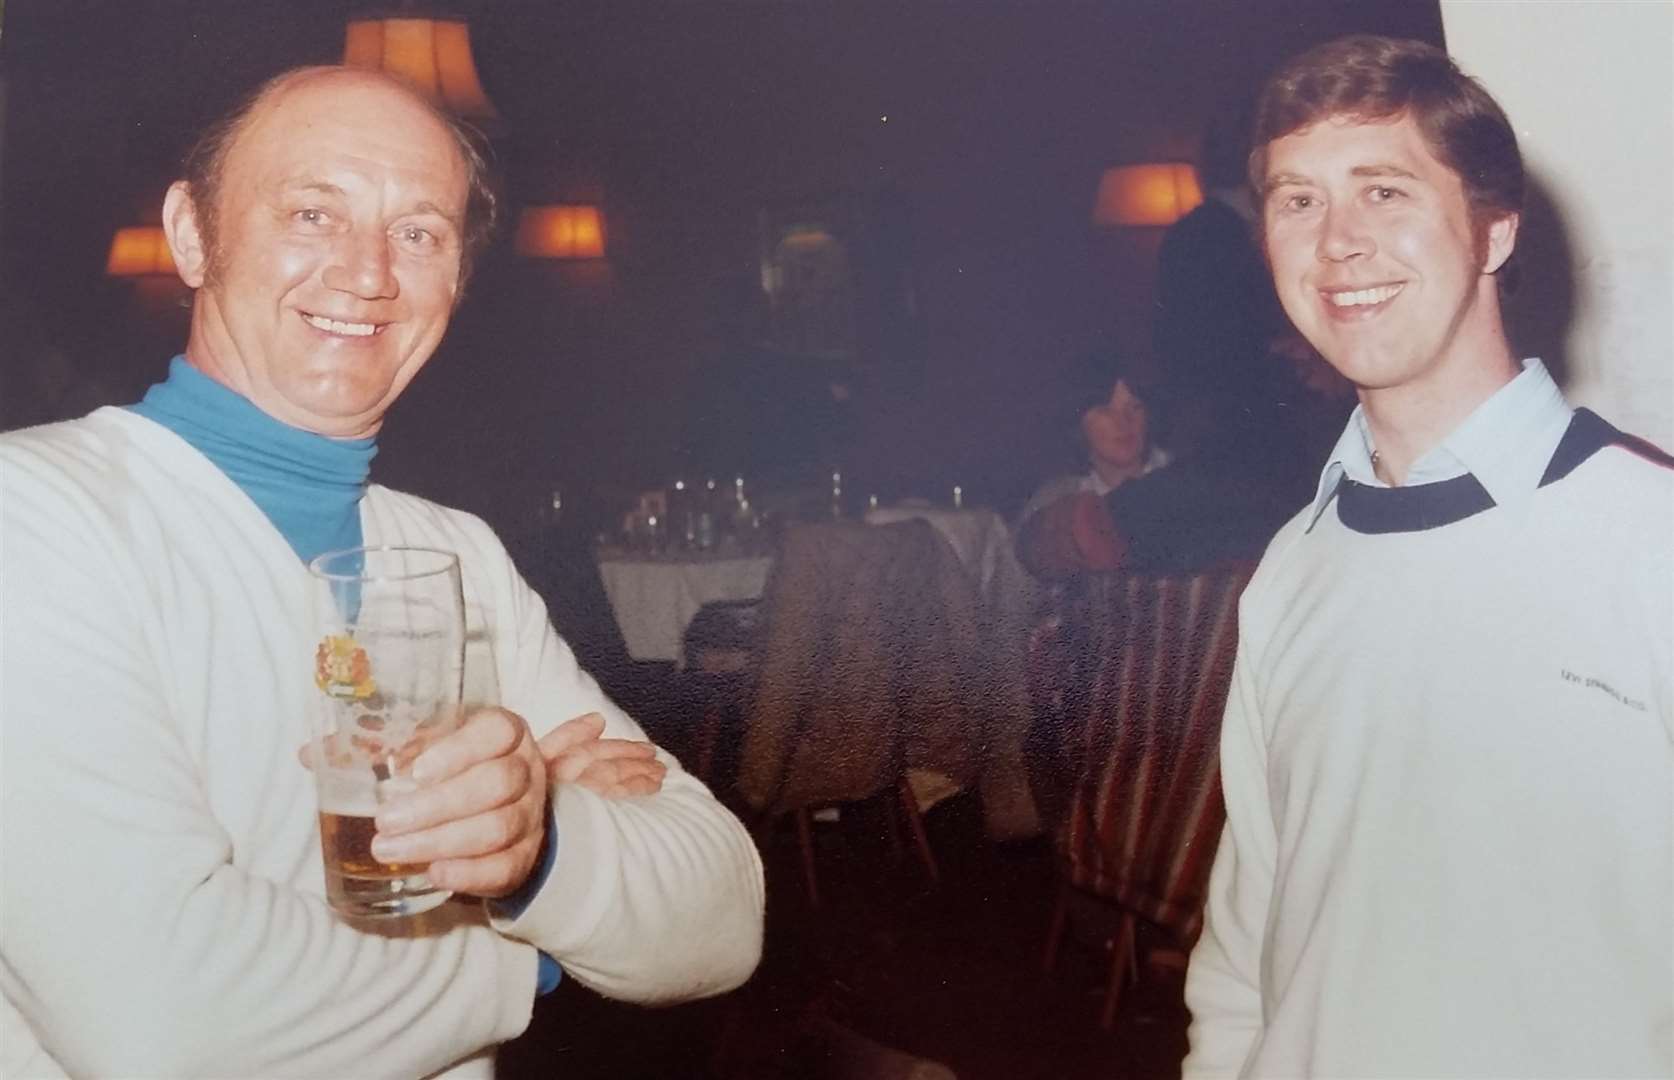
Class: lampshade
1092,163,1203,227
105,226,177,276
516,206,606,259
344,16,499,121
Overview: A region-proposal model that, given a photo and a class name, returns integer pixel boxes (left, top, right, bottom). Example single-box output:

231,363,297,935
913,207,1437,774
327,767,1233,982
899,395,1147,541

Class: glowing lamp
1092,163,1203,227
105,226,177,277
515,206,606,259
344,16,499,121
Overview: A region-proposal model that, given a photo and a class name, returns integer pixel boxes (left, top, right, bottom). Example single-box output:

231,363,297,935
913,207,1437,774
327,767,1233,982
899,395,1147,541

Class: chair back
736,519,994,817
1055,562,1253,942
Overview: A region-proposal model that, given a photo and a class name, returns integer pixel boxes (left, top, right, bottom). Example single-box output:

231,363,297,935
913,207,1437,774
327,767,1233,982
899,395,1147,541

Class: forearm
2,795,533,1078
493,767,765,1003
1018,494,1125,576
483,531,766,1001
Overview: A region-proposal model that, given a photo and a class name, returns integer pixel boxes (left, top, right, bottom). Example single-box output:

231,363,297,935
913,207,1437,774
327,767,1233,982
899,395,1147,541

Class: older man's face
175,72,468,438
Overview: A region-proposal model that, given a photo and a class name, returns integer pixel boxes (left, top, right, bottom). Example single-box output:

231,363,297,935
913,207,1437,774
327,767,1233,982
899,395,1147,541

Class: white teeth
1327,284,1403,308
303,314,378,336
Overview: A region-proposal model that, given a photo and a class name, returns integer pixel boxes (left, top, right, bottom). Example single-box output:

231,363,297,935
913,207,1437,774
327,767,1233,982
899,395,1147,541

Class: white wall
1443,0,1674,449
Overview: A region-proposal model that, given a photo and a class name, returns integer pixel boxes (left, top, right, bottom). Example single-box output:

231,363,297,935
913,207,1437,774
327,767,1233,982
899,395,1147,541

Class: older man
1,67,763,1078
1183,35,1673,1079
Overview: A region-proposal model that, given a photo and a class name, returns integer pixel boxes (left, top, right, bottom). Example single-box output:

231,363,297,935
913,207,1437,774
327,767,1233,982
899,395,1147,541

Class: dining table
594,545,774,665
595,505,1038,666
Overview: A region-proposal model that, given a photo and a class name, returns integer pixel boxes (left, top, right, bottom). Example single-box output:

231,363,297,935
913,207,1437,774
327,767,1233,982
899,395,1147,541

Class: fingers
410,707,524,784
374,794,539,864
370,707,550,899
427,843,543,897
548,738,656,785
567,756,667,799
536,712,605,761
374,753,533,836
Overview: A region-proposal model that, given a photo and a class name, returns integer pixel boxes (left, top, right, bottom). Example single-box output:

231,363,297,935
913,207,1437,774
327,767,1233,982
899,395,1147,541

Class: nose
322,230,399,300
1317,203,1374,263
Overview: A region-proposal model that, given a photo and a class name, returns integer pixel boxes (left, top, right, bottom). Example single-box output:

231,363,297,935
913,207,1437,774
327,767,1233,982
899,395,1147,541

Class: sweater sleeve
468,518,766,1003
1181,620,1275,1078
0,452,535,1079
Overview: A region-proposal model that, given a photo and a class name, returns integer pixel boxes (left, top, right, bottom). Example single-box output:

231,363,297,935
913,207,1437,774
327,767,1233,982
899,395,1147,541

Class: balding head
181,65,498,290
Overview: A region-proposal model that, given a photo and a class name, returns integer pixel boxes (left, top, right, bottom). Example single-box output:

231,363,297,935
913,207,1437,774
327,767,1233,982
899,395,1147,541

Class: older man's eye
294,208,329,226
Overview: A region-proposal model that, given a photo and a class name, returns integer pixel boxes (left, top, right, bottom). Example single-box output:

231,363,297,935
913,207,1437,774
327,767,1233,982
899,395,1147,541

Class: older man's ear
162,179,210,289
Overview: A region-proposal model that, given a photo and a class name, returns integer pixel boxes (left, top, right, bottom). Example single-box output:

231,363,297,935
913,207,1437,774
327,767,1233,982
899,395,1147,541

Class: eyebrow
1350,164,1421,181
1262,163,1422,197
1261,172,1310,198
283,180,348,199
408,201,463,226
279,182,460,226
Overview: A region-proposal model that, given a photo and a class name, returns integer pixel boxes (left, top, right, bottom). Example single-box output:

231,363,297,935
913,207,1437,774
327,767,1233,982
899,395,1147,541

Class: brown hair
180,66,499,289
1248,35,1523,231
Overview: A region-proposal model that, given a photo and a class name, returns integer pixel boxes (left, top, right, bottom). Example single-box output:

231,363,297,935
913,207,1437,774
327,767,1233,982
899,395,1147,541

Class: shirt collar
1304,358,1572,532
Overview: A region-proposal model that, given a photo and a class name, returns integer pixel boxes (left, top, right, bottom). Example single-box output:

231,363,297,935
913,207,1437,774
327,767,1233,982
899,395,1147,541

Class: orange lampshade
516,206,606,259
1092,163,1203,227
105,226,177,276
344,17,498,121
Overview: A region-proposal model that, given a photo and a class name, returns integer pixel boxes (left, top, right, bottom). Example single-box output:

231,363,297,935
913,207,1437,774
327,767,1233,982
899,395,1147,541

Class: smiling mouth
301,313,384,337
1324,283,1404,309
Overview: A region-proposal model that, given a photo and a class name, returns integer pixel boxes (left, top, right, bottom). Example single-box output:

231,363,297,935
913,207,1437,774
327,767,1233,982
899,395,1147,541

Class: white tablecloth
596,549,774,663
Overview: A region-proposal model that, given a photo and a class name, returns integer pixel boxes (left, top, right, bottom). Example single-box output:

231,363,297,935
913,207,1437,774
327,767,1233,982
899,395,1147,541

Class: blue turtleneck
128,356,376,565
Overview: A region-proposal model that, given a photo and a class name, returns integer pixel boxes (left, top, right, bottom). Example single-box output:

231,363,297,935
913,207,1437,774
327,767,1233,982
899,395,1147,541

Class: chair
733,519,1024,905
683,599,762,787
1039,562,1253,1029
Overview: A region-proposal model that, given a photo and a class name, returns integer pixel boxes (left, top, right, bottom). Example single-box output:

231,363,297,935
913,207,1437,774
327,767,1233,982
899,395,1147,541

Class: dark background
0,0,1444,534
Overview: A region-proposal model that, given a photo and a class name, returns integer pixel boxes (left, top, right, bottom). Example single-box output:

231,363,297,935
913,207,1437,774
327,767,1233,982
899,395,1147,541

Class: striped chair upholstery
1042,561,1253,1026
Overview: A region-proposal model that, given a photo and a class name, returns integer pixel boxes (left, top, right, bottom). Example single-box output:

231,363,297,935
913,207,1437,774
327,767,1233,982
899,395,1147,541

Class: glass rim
307,545,461,584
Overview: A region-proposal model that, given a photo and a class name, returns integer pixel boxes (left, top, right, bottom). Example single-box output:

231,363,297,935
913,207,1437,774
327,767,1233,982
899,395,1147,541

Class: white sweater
0,408,765,1079
1182,417,1674,1078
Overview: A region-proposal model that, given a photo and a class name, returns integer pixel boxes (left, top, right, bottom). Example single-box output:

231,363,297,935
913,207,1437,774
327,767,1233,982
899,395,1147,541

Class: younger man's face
1260,111,1514,401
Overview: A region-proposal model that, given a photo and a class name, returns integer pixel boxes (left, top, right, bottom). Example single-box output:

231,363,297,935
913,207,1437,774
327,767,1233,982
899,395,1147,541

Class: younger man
1184,35,1672,1079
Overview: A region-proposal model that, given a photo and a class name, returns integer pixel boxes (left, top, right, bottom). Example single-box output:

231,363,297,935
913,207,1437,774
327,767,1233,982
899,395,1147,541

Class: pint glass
308,546,465,918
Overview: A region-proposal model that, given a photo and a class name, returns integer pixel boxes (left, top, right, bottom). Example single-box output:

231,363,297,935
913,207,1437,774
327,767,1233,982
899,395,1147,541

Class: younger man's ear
162,181,209,289
1482,211,1519,275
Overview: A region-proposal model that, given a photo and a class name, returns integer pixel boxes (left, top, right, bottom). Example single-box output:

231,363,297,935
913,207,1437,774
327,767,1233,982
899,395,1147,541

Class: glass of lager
308,547,465,918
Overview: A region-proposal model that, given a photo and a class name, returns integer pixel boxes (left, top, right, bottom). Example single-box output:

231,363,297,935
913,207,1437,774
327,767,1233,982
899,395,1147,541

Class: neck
1092,457,1146,488
1359,291,1519,486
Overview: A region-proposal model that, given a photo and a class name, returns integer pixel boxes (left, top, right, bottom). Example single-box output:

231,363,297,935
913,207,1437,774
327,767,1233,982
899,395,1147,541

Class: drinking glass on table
308,546,465,918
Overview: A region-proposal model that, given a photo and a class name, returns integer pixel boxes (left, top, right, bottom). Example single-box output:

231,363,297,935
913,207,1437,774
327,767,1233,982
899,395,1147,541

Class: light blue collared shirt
1304,358,1575,532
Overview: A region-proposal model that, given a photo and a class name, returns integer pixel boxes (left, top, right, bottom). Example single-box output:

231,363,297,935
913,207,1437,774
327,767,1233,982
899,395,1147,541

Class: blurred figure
1153,102,1286,466
1019,353,1172,523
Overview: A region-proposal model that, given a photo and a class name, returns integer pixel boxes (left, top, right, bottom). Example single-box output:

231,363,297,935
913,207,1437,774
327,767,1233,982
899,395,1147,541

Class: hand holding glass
308,547,465,918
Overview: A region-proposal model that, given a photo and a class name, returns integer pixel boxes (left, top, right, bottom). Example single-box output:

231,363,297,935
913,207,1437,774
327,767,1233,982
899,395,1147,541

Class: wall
1442,0,1674,450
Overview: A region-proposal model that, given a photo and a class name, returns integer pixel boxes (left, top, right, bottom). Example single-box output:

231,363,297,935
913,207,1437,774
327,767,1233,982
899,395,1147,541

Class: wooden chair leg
795,808,821,908
1099,911,1137,1031
1043,878,1071,971
896,777,939,884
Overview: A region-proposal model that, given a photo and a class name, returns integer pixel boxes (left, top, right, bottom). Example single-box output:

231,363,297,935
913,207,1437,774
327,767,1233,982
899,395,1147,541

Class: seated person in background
1,66,763,1079
1019,345,1315,578
1018,356,1173,524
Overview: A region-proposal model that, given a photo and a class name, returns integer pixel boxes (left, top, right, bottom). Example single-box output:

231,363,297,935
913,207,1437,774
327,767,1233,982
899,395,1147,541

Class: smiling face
1260,111,1517,406
164,70,468,438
